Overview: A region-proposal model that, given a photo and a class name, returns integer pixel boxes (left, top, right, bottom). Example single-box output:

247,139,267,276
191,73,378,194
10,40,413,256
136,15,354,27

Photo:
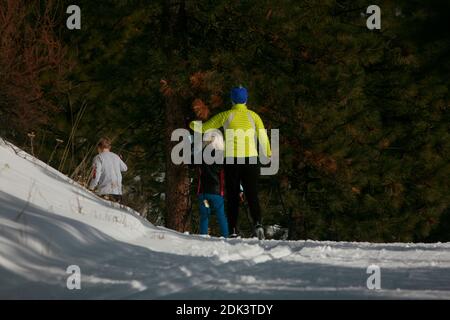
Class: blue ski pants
198,193,229,238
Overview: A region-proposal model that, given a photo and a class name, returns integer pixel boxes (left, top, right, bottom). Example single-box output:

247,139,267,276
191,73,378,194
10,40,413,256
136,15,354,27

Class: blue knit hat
231,86,248,104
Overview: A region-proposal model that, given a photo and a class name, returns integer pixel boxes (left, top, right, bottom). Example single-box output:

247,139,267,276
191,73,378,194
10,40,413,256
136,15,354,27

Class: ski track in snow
1,139,450,299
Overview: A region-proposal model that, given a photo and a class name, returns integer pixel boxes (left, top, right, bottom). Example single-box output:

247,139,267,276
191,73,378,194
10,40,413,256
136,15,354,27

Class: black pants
102,194,122,203
225,161,261,232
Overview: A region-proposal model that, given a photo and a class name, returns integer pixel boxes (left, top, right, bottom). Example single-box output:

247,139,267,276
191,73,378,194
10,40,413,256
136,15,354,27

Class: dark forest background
1,0,450,242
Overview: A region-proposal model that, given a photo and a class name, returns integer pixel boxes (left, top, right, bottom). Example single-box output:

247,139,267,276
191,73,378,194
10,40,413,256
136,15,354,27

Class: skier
190,86,271,240
89,137,128,203
194,130,229,238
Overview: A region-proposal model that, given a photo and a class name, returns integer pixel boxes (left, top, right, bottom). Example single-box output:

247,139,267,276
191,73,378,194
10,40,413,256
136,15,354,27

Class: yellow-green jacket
189,104,271,158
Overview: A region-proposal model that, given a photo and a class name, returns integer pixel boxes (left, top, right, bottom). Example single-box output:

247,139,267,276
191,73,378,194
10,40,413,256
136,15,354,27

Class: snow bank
1,138,450,299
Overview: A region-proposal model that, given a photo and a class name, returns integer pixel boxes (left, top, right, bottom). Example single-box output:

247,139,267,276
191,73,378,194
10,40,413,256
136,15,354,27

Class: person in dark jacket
195,130,229,238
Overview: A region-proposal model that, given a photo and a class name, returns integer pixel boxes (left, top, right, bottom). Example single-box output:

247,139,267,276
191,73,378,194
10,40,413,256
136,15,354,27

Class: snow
1,138,450,299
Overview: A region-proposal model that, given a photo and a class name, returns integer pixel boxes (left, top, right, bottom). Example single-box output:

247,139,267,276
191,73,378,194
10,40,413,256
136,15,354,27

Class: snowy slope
1,139,450,299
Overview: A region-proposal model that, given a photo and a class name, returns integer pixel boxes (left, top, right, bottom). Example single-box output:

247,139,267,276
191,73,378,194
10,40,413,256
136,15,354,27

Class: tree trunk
164,93,191,232
161,0,191,232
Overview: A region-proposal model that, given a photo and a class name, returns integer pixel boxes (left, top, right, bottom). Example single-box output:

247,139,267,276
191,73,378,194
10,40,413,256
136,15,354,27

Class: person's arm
89,156,102,190
252,112,272,157
189,111,229,132
119,157,128,172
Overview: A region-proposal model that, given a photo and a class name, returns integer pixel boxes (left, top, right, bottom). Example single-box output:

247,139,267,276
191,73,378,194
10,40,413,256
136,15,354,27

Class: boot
229,228,239,238
254,223,265,240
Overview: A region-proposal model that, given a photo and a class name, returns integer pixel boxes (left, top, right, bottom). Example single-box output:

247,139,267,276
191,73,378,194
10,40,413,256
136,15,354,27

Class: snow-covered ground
1,139,450,299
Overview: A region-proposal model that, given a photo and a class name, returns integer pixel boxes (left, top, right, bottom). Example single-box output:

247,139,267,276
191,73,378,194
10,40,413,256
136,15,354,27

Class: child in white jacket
89,137,127,202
